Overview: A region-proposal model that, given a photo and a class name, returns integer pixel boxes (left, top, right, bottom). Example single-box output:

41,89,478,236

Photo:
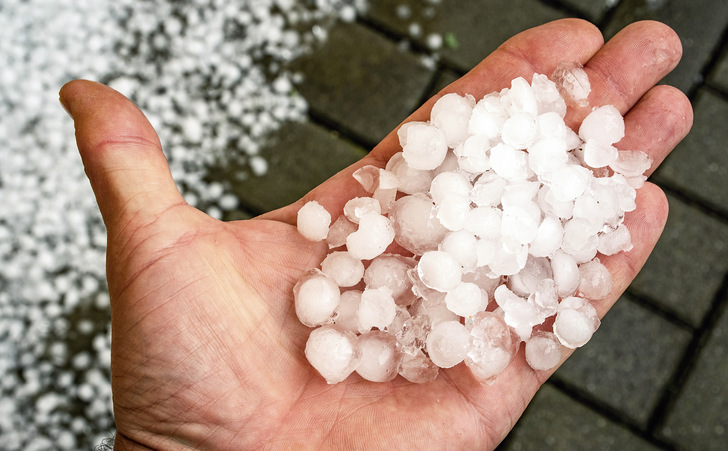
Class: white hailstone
297,200,331,241
294,269,340,327
502,77,538,117
553,297,600,348
462,268,501,299
465,311,515,381
578,259,613,300
464,206,502,240
334,290,362,332
470,172,507,207
610,150,653,177
346,213,395,260
343,196,382,224
358,286,397,331
597,223,633,255
389,194,448,255
429,171,472,205
582,140,618,168
398,351,439,383
561,218,597,256
529,214,564,258
476,238,497,268
320,251,364,287
305,326,360,384
434,151,460,175
489,242,528,276
528,137,568,175
440,230,478,273
502,113,539,150
430,93,476,148
326,215,357,249
364,254,417,305
435,194,470,231
489,143,529,181
531,73,567,117
355,331,400,382
426,320,470,368
469,93,508,139
353,165,399,193
411,296,460,327
396,315,431,356
552,61,591,107
398,121,448,170
501,180,540,208
417,250,463,292
493,285,542,341
445,282,486,317
579,105,625,145
551,251,580,298
546,164,592,201
501,205,540,246
525,331,562,371
532,278,559,317
508,256,553,297
537,111,568,139
385,152,435,195
454,134,491,174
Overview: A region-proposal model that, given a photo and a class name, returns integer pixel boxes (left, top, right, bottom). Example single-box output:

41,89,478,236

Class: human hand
60,18,692,450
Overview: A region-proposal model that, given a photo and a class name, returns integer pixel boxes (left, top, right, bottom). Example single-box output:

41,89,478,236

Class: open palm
61,19,692,450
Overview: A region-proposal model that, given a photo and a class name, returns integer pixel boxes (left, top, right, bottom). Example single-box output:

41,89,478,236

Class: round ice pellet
297,200,331,242
426,320,470,368
305,326,360,384
356,330,400,382
417,250,462,292
320,251,364,288
294,270,340,327
525,331,562,371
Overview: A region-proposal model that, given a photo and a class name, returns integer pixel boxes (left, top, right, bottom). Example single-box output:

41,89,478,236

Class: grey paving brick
366,0,568,73
603,0,728,93
428,68,461,98
559,0,619,23
504,385,659,450
653,89,728,214
221,120,366,213
659,297,728,449
709,46,728,92
630,194,728,326
291,22,434,146
554,295,691,426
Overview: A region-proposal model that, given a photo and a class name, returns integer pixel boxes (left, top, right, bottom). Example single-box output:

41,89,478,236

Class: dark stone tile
554,296,691,426
603,0,728,93
630,194,728,326
221,120,366,213
708,46,728,92
504,385,659,450
291,22,435,146
428,68,461,98
653,89,728,215
559,0,620,23
660,298,728,449
366,0,568,73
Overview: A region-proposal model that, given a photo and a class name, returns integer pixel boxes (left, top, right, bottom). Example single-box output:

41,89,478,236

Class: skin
59,19,692,450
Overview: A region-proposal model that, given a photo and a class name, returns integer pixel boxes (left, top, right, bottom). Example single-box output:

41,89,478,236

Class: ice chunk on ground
525,331,562,371
334,290,362,332
385,152,435,195
445,282,486,317
346,213,395,260
417,250,463,292
578,258,612,300
551,251,580,298
426,320,470,368
579,105,625,145
398,351,439,383
344,197,382,224
358,286,397,331
553,297,600,348
294,269,340,327
465,311,515,381
389,194,448,255
552,61,591,107
430,93,475,148
297,200,331,241
355,330,400,382
398,121,448,170
364,254,416,304
305,326,360,384
320,251,364,288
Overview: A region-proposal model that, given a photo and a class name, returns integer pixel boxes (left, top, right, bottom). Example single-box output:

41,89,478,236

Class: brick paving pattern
234,1,728,449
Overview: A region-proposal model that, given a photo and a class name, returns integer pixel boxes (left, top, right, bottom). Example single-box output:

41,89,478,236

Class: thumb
59,80,186,232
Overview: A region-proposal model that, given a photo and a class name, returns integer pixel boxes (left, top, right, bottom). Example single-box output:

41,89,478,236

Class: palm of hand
61,19,692,450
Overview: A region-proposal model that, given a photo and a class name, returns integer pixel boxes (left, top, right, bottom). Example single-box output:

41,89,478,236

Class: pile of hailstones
294,73,652,384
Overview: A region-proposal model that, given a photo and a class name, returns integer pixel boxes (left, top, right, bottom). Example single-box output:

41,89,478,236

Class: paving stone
603,0,728,93
554,295,692,426
708,46,728,92
366,0,568,73
219,120,366,213
558,0,620,23
652,89,728,215
660,297,728,449
503,385,659,450
428,68,461,98
291,22,434,146
630,194,728,326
